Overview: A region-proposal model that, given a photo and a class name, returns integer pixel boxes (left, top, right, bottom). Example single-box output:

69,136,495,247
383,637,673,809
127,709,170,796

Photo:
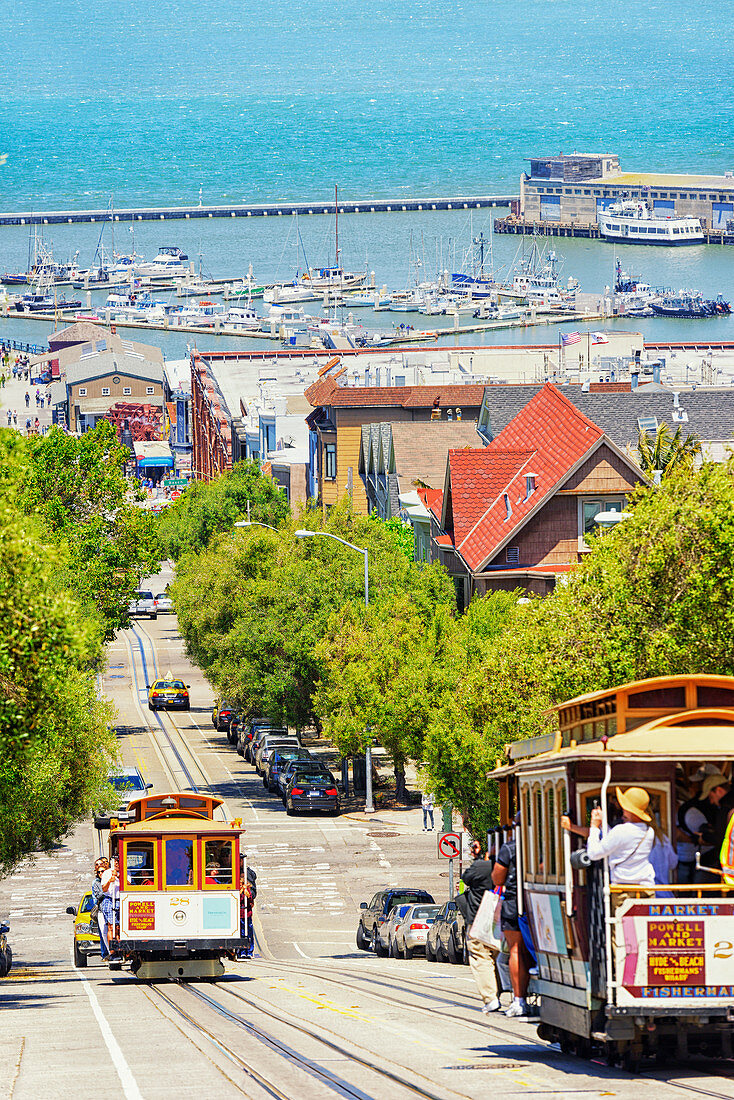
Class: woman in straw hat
562,786,655,887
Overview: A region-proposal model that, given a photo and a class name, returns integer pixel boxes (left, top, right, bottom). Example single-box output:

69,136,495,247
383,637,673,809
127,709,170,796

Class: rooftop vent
637,415,659,434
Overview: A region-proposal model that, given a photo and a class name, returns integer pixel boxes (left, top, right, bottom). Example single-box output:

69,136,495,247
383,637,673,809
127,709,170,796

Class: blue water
3,1,734,209
2,0,732,351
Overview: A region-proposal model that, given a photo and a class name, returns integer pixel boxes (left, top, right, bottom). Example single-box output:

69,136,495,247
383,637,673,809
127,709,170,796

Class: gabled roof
445,384,614,572
359,419,481,487
417,486,443,520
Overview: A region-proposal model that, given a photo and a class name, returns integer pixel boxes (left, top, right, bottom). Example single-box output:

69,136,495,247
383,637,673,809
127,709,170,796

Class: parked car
284,767,340,816
154,589,173,613
129,591,157,619
254,735,300,776
228,714,241,746
148,677,190,711
265,748,313,793
426,898,467,964
211,700,236,732
380,904,413,954
357,888,436,955
0,921,11,977
66,890,101,968
246,724,289,764
278,757,329,798
93,766,150,829
393,903,441,959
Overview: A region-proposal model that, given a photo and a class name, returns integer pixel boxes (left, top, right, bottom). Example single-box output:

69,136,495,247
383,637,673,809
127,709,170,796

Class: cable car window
546,786,557,879
534,787,544,876
697,686,734,707
165,837,194,887
124,840,156,889
204,839,235,887
627,686,685,709
522,788,533,874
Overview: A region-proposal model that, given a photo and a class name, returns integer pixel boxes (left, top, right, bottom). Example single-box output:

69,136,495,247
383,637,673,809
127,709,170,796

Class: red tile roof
417,486,443,520
445,384,606,571
305,379,485,410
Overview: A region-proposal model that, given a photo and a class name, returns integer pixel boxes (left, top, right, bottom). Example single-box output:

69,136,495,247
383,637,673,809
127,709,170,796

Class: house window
101,387,110,396
582,499,625,535
324,443,337,480
123,387,132,396
78,387,87,396
524,475,536,501
146,386,155,395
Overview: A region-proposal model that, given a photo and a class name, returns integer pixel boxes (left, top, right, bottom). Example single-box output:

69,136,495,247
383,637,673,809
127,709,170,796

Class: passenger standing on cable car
100,857,121,964
92,858,110,961
696,774,732,883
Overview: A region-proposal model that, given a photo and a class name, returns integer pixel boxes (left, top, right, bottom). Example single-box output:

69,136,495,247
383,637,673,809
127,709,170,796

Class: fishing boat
495,239,573,306
597,200,704,245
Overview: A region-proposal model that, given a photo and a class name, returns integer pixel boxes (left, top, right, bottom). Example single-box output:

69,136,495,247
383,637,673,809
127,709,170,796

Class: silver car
254,736,300,775
94,767,151,829
154,590,173,613
379,903,414,954
129,591,157,619
392,903,441,959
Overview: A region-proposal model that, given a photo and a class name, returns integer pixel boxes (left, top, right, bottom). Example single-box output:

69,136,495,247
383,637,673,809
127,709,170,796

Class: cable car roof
489,709,734,779
110,817,245,836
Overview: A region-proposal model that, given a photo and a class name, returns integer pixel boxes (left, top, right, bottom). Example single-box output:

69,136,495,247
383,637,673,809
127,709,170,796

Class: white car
129,591,157,619
155,591,173,613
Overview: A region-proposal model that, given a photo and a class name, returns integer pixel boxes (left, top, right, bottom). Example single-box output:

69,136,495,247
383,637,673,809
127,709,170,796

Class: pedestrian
493,820,533,1017
35,390,40,406
421,791,435,832
100,856,121,964
461,839,501,1015
25,418,31,433
24,391,30,408
34,417,39,432
12,411,17,426
5,410,11,427
92,858,110,960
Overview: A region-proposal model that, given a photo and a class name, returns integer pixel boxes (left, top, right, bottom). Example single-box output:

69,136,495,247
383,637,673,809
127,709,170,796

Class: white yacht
135,246,191,277
597,200,704,245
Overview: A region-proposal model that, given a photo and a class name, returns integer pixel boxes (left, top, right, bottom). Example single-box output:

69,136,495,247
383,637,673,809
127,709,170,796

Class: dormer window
524,474,537,501
503,493,512,520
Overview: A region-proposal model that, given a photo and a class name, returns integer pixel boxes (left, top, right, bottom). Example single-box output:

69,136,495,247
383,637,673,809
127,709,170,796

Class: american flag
561,331,581,346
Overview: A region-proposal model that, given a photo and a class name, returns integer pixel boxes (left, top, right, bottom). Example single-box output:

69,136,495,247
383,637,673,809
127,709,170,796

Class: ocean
1,0,732,351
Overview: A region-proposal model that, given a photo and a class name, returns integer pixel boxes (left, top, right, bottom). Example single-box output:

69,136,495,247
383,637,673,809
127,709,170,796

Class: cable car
107,792,247,980
488,674,734,1067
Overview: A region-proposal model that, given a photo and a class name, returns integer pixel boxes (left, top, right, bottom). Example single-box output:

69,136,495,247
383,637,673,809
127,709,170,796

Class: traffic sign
164,477,188,488
438,831,462,859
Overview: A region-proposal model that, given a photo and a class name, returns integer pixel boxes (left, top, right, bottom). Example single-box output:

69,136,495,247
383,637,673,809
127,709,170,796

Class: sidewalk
0,353,53,435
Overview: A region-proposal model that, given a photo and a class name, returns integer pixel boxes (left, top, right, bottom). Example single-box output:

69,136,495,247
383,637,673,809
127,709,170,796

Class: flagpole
587,329,591,377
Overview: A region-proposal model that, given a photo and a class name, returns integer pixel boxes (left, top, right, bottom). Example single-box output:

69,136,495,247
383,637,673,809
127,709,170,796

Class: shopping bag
468,887,503,949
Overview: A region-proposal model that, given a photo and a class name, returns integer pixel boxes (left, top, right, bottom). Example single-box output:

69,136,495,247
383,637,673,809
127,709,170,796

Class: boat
301,265,367,292
495,239,573,306
650,292,731,318
222,278,264,301
225,305,261,330
597,200,704,245
135,247,191,277
263,283,322,305
342,291,391,308
175,275,219,298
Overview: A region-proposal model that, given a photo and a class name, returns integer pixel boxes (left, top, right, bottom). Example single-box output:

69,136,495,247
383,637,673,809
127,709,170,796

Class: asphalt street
1,566,733,1099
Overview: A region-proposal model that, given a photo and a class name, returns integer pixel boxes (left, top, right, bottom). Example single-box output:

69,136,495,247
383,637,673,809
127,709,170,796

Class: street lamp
234,520,279,532
594,509,631,529
295,529,374,814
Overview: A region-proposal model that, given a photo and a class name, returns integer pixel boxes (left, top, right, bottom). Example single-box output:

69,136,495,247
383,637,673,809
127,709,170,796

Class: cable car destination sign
616,900,734,1005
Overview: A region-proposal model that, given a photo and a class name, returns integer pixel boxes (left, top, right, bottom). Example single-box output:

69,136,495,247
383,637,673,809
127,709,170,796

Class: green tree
19,421,160,638
636,422,702,478
0,448,116,871
157,459,291,559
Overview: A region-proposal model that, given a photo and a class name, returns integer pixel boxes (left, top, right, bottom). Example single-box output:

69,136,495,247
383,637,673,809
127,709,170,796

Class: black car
236,718,272,757
357,888,436,955
227,714,241,746
426,898,467,964
277,756,326,798
284,768,340,816
212,700,236,732
265,748,313,793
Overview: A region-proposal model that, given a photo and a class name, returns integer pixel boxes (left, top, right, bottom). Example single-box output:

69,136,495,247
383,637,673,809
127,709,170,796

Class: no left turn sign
437,831,462,859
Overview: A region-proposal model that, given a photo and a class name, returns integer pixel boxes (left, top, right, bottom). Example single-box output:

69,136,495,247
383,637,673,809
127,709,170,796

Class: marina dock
0,195,516,228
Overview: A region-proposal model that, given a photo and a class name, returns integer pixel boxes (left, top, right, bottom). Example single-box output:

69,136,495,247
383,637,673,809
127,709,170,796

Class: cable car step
135,958,225,981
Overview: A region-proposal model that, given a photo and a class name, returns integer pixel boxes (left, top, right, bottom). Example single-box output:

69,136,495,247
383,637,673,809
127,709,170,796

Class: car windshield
276,752,310,762
110,775,145,791
389,893,427,909
137,591,154,599
155,681,185,690
293,771,331,783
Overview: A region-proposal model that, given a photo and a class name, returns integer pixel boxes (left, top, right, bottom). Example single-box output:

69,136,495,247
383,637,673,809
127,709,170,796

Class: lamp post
295,529,374,814
234,520,279,532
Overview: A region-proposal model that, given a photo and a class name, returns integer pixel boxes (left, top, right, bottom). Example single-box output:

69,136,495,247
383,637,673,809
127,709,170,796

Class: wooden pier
494,216,734,246
0,195,517,228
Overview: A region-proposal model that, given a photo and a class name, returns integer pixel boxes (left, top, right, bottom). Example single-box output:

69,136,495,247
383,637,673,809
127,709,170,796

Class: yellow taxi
147,674,190,711
66,890,102,968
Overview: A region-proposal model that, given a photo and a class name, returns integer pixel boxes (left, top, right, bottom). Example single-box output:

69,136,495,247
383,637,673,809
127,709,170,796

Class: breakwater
0,195,517,228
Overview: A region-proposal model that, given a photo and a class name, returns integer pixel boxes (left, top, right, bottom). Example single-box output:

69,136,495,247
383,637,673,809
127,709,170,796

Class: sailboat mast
335,184,339,268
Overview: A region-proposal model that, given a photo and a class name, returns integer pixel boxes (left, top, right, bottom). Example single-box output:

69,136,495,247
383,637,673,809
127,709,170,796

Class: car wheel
446,936,459,965
388,936,397,959
426,941,436,962
374,934,388,958
148,703,155,711
356,923,370,952
462,941,469,966
402,942,413,961
73,941,87,968
262,777,268,789
329,806,340,816
5,946,11,974
286,804,294,816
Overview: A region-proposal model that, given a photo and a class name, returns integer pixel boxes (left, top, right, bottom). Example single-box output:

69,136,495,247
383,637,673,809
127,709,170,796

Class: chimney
631,370,639,391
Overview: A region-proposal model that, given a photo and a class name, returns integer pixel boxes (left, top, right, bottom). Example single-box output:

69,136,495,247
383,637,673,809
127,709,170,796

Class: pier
495,216,734,246
0,195,517,228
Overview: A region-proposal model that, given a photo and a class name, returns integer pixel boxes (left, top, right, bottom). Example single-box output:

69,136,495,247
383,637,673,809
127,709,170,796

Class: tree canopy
157,459,292,559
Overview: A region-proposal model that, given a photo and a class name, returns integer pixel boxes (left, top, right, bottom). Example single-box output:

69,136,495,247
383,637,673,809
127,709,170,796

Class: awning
134,441,174,468
138,456,173,468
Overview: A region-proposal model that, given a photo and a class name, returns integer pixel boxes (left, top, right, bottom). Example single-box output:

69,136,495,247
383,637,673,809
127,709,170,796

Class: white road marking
72,952,143,1099
292,942,310,958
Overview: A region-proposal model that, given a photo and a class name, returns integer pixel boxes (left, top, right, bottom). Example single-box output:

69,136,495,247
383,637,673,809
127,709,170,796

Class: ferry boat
597,200,704,245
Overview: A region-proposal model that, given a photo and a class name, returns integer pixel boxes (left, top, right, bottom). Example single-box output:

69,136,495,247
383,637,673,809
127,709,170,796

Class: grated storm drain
444,1063,530,1071
367,831,400,837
